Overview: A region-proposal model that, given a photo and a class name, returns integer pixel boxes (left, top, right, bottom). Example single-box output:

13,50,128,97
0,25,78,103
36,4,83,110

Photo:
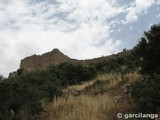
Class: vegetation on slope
0,24,160,120
131,24,160,115
41,72,141,120
0,51,136,119
0,63,97,119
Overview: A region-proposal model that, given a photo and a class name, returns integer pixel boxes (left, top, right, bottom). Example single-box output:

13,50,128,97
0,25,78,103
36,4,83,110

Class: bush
0,62,97,119
94,52,136,74
0,73,62,119
132,75,160,114
48,62,97,86
133,24,160,74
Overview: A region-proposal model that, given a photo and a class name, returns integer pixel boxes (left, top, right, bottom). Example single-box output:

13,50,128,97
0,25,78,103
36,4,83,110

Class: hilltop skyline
0,0,160,77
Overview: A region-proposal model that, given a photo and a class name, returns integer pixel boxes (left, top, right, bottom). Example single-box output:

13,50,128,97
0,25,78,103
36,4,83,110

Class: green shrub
0,62,97,119
133,24,160,74
132,75,160,114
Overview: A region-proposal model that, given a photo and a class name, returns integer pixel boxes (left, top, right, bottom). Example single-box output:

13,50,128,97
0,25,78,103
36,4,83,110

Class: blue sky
0,0,160,77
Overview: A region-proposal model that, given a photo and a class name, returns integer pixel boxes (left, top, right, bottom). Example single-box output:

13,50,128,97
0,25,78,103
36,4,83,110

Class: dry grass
95,72,141,89
41,94,134,120
41,94,116,120
40,72,141,120
66,79,96,91
66,72,141,91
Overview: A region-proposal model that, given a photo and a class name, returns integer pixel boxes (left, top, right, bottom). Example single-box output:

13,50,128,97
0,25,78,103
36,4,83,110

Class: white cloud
125,8,138,23
124,0,156,24
0,0,125,77
156,0,160,4
0,0,158,77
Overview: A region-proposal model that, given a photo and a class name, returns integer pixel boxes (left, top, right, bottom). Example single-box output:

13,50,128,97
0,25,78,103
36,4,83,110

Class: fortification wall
19,48,131,72
20,49,72,72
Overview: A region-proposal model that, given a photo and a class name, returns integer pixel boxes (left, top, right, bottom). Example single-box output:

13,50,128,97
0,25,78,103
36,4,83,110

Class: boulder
8,71,17,78
68,89,81,96
114,95,123,103
121,84,131,93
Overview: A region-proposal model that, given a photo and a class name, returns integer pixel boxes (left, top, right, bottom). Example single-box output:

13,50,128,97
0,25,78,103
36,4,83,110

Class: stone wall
18,48,131,73
20,49,72,72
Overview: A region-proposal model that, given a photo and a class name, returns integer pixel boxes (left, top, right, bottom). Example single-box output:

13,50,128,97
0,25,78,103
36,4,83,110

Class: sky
0,0,160,77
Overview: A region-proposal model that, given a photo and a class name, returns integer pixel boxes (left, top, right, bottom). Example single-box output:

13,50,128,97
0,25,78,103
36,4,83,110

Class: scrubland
40,72,141,120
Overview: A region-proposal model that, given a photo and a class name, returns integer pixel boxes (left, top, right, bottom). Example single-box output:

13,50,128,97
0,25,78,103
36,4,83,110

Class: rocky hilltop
9,48,130,78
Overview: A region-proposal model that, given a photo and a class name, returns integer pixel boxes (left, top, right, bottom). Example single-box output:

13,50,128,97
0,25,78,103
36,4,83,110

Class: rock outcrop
8,71,17,78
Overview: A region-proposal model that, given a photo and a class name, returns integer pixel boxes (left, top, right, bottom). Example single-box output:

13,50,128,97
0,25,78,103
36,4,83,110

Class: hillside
1,24,160,120
40,72,142,120
1,48,136,120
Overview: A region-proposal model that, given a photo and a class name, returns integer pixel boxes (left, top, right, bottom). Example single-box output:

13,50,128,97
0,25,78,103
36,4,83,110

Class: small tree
132,24,160,114
0,74,4,82
132,75,160,113
133,24,160,74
